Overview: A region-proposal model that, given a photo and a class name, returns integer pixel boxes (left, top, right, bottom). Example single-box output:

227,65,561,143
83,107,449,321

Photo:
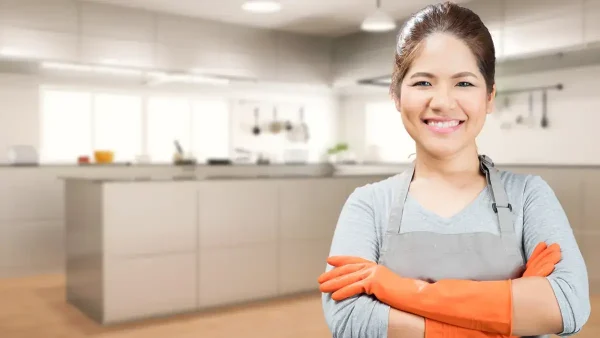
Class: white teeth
427,120,460,128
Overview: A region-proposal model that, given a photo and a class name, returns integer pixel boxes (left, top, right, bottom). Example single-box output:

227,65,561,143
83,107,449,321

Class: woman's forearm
387,308,516,338
387,277,563,337
511,277,563,336
388,308,424,338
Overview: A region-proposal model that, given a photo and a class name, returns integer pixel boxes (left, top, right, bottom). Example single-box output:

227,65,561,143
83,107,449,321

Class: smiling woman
319,2,590,338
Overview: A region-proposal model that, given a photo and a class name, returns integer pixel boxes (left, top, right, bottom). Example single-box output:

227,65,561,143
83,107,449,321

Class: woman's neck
413,144,482,181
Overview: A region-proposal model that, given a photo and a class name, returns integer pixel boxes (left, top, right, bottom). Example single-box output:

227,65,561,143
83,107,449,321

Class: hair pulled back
390,1,496,97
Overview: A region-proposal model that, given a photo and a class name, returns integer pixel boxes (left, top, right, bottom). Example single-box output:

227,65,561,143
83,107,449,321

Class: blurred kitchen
0,0,599,337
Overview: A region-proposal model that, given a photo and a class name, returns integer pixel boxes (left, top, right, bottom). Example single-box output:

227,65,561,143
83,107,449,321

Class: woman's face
394,32,495,159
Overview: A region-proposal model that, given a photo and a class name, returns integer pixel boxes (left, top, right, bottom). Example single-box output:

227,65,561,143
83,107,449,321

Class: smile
422,119,465,134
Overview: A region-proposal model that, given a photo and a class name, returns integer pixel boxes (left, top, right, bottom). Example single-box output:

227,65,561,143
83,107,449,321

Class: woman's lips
422,119,465,134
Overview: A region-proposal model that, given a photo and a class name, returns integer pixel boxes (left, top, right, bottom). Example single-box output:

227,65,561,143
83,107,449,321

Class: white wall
339,63,600,165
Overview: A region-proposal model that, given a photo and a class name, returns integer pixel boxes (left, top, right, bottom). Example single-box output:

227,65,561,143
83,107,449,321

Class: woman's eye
457,81,473,87
412,81,432,87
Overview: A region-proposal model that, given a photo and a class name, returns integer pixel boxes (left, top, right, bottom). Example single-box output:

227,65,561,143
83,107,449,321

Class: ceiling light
41,62,93,72
147,72,229,86
41,62,143,76
242,0,282,13
361,0,396,33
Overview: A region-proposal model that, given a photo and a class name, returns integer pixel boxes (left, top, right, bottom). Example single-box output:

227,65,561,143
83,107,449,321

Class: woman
318,2,590,338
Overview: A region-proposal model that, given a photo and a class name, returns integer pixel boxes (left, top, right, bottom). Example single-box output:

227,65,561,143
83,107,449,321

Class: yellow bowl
94,150,114,164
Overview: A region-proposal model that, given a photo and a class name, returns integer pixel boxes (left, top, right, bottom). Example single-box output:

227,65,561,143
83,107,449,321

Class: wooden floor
0,274,597,338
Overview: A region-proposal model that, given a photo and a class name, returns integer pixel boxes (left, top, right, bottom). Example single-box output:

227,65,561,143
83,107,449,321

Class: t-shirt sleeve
321,185,391,338
522,175,591,336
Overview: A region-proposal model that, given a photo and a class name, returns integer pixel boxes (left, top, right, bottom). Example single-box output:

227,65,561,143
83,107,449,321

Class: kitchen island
63,173,389,325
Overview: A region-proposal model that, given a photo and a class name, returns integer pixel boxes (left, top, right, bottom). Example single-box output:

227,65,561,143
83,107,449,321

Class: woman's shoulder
353,171,408,194
497,169,557,206
347,172,410,215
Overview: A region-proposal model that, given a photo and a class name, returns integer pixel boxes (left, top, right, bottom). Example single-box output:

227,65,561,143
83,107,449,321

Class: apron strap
386,166,414,236
379,167,413,261
479,155,515,235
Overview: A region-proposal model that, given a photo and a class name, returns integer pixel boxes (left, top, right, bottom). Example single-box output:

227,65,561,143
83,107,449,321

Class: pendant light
242,0,282,13
361,0,396,32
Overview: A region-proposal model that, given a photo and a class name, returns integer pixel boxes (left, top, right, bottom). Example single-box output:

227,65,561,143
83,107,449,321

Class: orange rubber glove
318,242,561,336
423,242,561,338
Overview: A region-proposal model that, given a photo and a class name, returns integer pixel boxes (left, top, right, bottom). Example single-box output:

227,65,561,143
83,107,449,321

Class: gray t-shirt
322,170,590,337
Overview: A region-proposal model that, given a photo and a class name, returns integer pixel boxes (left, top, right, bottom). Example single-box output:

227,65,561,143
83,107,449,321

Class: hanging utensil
252,107,261,136
269,106,283,134
527,92,534,127
297,106,309,143
287,106,308,143
541,90,549,128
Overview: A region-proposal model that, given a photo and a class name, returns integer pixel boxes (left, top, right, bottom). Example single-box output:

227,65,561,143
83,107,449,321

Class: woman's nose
429,88,457,111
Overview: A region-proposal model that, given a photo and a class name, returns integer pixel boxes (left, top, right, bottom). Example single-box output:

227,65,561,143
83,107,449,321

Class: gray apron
378,155,545,338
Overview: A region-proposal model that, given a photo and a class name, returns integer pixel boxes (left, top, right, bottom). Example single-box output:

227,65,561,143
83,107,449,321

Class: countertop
58,173,394,183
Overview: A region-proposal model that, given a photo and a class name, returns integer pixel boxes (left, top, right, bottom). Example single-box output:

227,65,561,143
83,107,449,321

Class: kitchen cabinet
0,0,78,34
80,2,155,43
197,180,279,249
155,15,222,49
0,27,78,61
277,179,349,293
79,37,155,69
582,170,600,233
154,44,220,72
584,0,600,43
197,180,280,307
279,179,348,241
580,169,600,293
503,14,583,59
104,253,197,323
63,174,388,324
503,0,583,26
198,244,278,308
103,183,197,257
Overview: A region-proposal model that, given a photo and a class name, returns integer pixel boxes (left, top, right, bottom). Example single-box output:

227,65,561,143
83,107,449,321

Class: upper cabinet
0,0,78,60
0,0,332,85
80,2,155,42
502,0,584,59
0,0,78,33
584,0,600,44
9,0,599,85
330,0,600,82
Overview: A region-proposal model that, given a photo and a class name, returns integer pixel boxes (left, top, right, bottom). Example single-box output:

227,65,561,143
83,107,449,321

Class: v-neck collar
405,186,490,224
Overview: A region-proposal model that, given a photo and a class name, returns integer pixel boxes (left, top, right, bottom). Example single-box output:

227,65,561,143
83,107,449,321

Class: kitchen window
365,101,415,163
191,100,230,162
93,93,143,162
40,90,93,163
146,96,192,163
40,88,231,164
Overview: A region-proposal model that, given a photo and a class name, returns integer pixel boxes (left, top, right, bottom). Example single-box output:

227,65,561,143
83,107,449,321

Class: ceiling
81,0,472,37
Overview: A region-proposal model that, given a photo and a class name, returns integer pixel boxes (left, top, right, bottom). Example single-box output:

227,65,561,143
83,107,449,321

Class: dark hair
390,1,495,97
